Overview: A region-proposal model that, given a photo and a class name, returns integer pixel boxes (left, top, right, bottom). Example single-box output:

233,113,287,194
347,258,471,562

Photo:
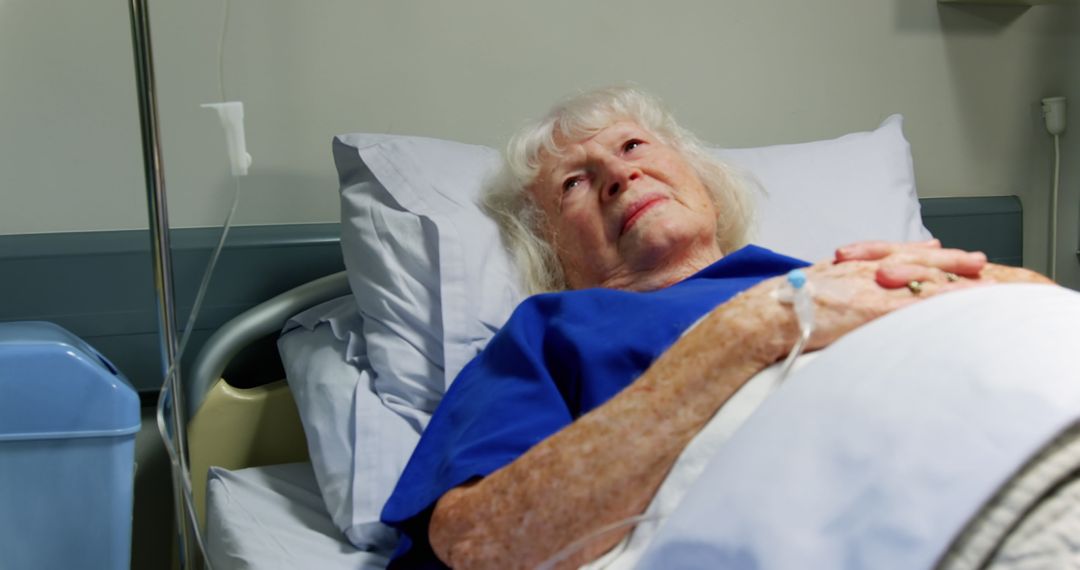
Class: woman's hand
771,239,1051,352
835,239,984,287
835,239,1051,290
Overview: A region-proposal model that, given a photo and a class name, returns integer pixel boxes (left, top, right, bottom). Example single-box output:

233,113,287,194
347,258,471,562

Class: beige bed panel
185,270,348,530
188,377,307,530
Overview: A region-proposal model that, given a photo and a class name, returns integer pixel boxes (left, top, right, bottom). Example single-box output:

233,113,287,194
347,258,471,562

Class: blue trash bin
0,321,140,570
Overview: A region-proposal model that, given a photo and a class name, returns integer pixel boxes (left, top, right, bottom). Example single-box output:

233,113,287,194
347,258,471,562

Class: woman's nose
602,162,640,201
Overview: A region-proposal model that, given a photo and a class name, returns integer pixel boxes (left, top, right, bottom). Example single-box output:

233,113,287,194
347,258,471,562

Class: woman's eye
623,139,644,153
562,176,584,192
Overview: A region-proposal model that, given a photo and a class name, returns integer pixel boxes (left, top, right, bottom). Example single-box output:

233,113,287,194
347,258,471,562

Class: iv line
534,513,664,570
155,176,239,570
776,269,814,386
217,0,230,104
155,0,236,567
535,270,815,568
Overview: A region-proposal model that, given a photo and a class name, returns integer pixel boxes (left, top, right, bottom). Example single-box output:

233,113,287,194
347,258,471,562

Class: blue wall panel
0,224,343,393
0,197,1022,394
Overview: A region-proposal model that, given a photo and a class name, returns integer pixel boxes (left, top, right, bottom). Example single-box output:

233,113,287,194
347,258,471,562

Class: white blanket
581,284,1080,570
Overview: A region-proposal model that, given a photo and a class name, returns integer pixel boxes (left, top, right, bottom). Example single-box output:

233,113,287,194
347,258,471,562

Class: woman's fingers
835,239,941,262
835,241,987,288
884,249,987,278
876,264,960,289
876,250,986,289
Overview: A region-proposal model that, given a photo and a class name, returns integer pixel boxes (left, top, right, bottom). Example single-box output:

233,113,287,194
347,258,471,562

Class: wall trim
0,197,1021,393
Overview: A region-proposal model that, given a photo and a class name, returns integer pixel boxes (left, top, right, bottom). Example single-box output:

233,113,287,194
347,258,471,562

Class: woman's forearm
429,286,796,569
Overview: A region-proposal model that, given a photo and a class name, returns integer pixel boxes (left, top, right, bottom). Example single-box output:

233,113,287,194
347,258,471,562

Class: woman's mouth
621,196,668,235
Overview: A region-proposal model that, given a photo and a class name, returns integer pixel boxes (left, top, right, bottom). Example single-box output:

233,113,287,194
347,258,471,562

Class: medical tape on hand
772,269,814,386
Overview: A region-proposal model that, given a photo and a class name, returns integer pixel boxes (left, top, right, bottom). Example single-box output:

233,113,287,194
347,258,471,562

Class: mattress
205,462,390,570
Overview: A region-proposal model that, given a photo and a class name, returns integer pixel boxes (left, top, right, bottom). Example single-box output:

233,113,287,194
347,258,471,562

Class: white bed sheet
205,462,390,570
636,284,1080,569
207,285,1080,570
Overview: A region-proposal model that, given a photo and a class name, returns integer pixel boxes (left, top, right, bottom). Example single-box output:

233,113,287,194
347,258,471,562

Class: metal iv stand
127,0,200,567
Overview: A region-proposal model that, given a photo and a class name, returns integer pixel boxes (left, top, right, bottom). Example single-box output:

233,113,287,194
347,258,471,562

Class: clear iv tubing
776,268,814,386
216,0,230,104
534,514,663,570
535,271,815,568
155,176,239,570
154,1,233,568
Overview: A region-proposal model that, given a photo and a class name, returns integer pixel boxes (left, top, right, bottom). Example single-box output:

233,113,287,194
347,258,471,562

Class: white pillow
278,296,417,551
716,115,931,262
334,135,523,409
334,116,929,407
329,135,521,548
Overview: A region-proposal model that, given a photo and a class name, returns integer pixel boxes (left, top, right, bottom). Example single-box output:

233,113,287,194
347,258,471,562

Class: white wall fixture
1042,97,1067,281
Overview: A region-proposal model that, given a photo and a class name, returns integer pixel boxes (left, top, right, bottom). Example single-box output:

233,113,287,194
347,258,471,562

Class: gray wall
2,1,1078,286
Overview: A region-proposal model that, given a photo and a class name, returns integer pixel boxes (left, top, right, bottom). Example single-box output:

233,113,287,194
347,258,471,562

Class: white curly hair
482,86,754,294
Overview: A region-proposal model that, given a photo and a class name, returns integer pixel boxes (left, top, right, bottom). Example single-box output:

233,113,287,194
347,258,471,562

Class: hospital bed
185,118,1080,569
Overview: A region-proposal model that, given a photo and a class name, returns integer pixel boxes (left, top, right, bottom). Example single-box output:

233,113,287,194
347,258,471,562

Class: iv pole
126,0,199,567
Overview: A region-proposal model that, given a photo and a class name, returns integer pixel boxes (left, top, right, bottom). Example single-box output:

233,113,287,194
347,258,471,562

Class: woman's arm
430,279,796,569
429,244,1049,569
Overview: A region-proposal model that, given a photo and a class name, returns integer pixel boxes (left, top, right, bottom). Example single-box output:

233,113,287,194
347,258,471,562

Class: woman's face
529,120,723,291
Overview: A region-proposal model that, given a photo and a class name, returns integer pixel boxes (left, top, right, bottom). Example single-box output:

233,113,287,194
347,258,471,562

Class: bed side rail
186,270,351,419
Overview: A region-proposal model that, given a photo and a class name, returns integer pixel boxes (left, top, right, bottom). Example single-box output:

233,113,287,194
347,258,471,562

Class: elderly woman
380,87,1048,569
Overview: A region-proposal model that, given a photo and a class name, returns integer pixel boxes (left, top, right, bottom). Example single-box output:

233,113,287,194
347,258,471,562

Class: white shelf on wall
939,0,1073,4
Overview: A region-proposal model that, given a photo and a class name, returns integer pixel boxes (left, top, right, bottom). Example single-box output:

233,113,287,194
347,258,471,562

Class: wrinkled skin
800,239,1049,350
430,238,1053,570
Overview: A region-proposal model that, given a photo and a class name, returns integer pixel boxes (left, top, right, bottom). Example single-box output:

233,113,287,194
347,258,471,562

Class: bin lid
0,321,140,441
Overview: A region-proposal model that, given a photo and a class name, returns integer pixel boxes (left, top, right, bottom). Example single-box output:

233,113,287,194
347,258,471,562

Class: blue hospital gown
381,245,807,568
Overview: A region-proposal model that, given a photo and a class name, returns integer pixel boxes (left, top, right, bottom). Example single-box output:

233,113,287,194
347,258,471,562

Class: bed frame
187,271,350,528
183,196,1026,531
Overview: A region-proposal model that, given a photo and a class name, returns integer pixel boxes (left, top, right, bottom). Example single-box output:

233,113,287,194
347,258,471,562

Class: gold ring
944,272,960,282
907,280,923,295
